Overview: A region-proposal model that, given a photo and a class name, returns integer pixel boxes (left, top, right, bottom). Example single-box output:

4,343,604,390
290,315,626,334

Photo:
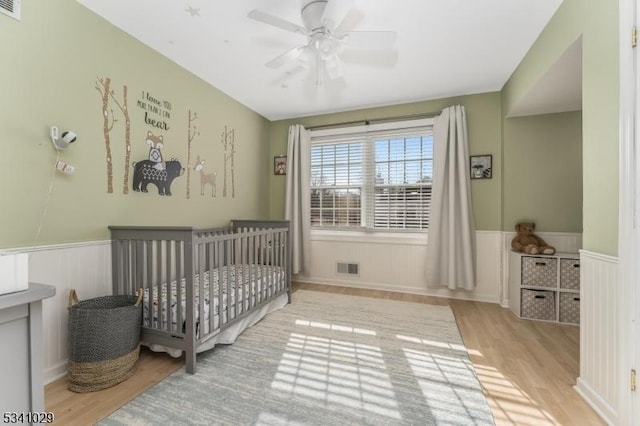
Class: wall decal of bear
132,131,184,196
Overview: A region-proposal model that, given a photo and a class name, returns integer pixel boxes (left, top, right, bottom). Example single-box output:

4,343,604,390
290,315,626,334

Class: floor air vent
336,262,359,276
0,0,20,21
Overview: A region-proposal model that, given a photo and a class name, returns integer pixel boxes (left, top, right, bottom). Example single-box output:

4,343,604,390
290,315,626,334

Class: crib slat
184,232,196,374
249,235,261,305
244,235,251,309
197,243,205,342
246,235,252,310
267,232,272,301
281,230,286,293
274,231,279,295
166,240,173,333
139,241,155,328
239,235,246,310
254,233,260,304
234,238,240,318
262,232,267,301
217,239,223,327
176,241,183,335
156,240,164,331
127,241,134,295
226,238,233,322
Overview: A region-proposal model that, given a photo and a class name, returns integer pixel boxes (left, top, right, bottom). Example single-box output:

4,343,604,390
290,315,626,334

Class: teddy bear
511,222,556,255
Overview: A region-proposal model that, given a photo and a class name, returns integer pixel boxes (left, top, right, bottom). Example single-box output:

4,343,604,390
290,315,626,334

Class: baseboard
44,362,67,385
575,378,617,425
294,276,500,304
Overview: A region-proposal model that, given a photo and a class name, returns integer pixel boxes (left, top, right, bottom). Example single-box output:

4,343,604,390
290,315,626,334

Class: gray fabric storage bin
559,292,580,324
522,256,557,288
560,258,580,290
521,288,556,321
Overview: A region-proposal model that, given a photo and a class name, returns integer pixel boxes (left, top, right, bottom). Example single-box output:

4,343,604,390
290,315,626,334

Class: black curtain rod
306,111,441,131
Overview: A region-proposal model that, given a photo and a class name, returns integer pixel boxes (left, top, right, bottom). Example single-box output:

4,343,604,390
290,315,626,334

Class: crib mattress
143,264,284,336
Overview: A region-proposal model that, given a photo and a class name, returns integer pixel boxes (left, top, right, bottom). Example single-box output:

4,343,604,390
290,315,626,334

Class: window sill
310,229,428,246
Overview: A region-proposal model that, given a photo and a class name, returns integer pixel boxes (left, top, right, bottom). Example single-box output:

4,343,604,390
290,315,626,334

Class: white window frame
309,118,434,232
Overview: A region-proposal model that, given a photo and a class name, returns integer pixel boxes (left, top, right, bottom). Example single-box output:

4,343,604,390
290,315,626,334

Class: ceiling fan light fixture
324,56,343,80
318,37,334,59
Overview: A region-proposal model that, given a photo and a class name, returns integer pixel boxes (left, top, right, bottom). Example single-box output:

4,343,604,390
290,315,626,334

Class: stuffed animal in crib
511,222,556,255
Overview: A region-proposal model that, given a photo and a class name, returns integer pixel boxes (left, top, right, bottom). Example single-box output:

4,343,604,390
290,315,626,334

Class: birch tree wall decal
186,109,199,199
220,125,236,198
109,85,131,194
95,77,116,193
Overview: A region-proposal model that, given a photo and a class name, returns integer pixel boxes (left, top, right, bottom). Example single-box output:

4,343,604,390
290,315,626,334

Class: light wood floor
46,283,604,425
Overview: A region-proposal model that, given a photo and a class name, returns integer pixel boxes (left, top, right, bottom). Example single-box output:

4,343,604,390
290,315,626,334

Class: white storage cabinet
508,251,580,325
0,283,55,419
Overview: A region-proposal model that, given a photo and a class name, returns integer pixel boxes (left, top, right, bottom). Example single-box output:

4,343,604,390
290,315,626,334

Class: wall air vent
336,262,359,276
0,0,20,21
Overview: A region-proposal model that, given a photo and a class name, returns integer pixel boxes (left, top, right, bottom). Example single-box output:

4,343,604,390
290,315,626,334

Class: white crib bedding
143,264,284,337
144,292,289,358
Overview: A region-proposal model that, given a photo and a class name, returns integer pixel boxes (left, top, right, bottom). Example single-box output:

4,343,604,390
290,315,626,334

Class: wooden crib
109,220,291,374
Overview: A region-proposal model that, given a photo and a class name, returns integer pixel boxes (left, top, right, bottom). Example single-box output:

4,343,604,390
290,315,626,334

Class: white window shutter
0,0,21,21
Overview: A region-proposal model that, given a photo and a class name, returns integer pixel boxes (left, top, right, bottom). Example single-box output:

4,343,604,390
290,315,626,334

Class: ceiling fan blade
342,31,397,50
265,46,305,69
248,9,307,35
321,0,354,31
340,49,399,68
269,65,307,86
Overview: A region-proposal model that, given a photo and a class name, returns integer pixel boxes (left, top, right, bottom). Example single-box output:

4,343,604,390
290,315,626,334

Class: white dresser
508,251,580,324
0,283,55,417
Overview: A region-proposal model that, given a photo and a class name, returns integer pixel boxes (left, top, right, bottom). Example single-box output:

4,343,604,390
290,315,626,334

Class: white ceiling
77,0,566,121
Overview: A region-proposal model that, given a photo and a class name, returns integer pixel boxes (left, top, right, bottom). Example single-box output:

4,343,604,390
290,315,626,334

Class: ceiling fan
248,0,397,86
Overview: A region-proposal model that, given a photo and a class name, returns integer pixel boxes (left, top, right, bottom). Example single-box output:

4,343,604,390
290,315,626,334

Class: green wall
502,0,619,255
1,1,615,251
503,112,583,233
0,0,270,249
268,93,504,231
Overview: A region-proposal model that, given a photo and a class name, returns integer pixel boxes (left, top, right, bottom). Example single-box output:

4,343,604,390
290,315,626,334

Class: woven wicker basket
67,289,143,393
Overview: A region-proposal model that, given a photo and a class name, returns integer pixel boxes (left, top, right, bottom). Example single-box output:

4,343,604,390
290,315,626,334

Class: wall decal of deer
194,155,216,197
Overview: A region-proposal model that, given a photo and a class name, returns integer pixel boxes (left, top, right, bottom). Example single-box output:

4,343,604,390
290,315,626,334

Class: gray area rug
100,290,494,425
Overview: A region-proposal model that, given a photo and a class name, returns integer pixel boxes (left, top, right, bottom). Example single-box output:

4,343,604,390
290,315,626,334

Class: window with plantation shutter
310,142,363,227
309,119,433,231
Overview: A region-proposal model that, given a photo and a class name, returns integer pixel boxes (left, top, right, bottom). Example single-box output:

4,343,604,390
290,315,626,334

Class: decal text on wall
137,91,172,131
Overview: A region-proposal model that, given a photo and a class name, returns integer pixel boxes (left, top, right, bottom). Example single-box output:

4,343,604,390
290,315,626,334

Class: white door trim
618,0,638,423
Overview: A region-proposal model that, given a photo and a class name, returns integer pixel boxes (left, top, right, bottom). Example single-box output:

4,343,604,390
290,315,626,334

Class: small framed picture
274,155,287,175
470,155,492,179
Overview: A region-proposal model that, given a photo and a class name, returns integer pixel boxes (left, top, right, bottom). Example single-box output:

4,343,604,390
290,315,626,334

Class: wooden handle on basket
134,288,144,307
68,289,79,308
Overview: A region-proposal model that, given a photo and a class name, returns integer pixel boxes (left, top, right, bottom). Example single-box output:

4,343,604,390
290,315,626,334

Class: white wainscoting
18,233,593,387
575,250,619,425
296,230,503,303
26,241,112,384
